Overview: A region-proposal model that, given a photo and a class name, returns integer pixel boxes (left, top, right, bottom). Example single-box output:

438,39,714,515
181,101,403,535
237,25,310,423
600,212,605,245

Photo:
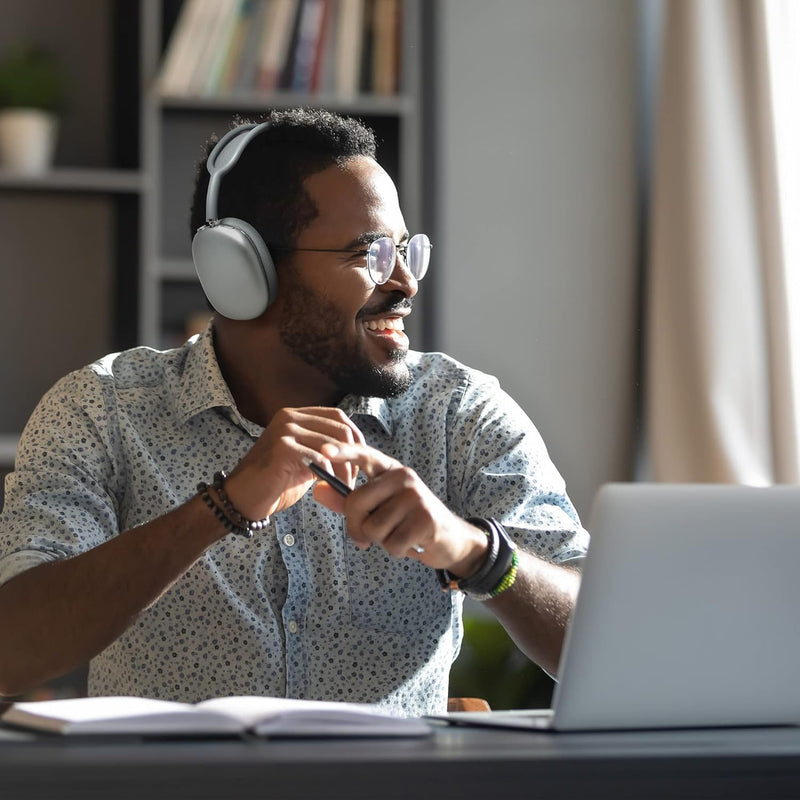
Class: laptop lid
551,483,800,731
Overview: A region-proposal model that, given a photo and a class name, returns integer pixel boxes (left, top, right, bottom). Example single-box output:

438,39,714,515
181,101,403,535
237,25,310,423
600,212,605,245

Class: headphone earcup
191,217,278,320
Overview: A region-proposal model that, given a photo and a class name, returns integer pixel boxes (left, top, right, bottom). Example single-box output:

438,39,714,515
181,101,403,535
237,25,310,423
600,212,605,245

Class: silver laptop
444,483,800,731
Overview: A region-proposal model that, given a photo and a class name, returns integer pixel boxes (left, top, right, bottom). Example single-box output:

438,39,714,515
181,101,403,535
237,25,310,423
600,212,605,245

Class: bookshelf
0,0,148,471
0,0,427,470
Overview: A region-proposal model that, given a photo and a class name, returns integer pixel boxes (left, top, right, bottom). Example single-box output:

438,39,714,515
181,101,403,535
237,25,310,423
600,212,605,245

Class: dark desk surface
2,722,800,800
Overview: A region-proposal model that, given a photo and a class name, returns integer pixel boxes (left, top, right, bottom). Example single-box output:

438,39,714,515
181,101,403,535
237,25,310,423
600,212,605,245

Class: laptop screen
552,483,800,731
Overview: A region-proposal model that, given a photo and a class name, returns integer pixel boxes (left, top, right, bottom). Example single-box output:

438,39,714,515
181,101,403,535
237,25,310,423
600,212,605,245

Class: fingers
257,430,439,561
316,443,435,558
276,408,363,456
288,409,363,487
226,407,364,518
320,440,395,479
260,407,363,479
316,487,426,556
360,497,433,558
246,426,469,569
312,481,348,514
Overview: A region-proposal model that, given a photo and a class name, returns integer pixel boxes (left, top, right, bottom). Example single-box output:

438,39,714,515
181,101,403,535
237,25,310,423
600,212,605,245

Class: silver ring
411,545,425,554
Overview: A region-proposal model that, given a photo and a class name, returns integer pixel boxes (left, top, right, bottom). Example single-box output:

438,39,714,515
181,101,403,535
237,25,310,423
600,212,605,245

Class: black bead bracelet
197,470,270,539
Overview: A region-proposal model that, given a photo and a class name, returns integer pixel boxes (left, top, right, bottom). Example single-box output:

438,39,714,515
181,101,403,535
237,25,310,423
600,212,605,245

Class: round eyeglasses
272,233,432,285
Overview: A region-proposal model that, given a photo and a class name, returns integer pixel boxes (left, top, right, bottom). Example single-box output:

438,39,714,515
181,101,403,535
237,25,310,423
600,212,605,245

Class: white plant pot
0,109,59,174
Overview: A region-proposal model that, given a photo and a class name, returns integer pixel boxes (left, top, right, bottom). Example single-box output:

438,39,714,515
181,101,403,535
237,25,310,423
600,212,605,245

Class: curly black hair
189,108,377,267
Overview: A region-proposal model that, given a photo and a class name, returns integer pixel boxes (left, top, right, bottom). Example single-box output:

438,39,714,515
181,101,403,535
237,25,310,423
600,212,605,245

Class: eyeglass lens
367,234,431,284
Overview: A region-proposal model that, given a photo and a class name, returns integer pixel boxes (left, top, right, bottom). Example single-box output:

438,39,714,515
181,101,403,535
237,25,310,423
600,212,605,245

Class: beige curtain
646,0,799,484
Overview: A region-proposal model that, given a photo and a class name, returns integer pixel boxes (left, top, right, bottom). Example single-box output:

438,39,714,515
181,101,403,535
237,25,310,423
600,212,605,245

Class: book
334,0,364,96
216,0,256,93
359,0,375,92
257,0,300,92
158,0,213,96
288,0,328,92
197,0,242,95
311,0,338,93
182,0,231,96
277,0,305,89
232,0,273,92
0,695,432,738
371,0,398,95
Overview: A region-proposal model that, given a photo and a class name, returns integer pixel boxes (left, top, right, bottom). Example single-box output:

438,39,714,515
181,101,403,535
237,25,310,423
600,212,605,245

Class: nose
381,248,418,298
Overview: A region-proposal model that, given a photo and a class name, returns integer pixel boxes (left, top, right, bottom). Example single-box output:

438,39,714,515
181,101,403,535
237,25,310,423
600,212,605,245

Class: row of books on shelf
159,0,403,99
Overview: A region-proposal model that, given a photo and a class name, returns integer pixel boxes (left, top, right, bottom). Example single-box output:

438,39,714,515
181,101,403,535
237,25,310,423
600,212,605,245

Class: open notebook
439,483,800,732
0,695,431,738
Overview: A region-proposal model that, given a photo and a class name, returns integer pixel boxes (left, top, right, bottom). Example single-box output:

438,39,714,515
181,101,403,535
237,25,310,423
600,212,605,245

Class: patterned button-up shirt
0,325,588,715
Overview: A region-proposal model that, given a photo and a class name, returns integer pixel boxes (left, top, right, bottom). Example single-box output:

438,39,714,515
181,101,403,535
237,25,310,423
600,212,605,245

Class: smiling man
0,109,588,714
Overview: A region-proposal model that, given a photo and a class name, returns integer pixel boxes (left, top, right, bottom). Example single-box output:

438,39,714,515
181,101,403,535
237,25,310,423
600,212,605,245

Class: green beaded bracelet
436,518,517,601
488,549,519,598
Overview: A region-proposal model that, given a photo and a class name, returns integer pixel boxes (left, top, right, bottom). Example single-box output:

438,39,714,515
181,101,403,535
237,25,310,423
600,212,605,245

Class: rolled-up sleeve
448,373,590,566
0,369,120,587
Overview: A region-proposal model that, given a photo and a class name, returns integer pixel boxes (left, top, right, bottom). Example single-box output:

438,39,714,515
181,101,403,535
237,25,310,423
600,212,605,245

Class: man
0,108,587,715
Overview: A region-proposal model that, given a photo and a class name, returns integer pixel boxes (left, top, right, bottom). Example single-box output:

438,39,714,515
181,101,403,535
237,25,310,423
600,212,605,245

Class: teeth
365,318,405,332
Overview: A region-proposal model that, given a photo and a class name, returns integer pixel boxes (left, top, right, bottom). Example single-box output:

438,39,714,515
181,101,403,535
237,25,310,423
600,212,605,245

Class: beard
278,274,412,399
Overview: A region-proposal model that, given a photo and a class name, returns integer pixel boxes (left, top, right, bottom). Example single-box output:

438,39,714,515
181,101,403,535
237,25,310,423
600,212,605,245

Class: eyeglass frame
268,234,432,285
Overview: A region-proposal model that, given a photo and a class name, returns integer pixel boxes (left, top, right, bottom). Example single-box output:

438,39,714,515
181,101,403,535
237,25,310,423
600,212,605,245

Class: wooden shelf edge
158,91,415,116
0,168,146,194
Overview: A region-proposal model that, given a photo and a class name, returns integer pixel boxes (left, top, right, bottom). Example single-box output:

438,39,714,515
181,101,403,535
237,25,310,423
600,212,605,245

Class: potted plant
0,47,64,174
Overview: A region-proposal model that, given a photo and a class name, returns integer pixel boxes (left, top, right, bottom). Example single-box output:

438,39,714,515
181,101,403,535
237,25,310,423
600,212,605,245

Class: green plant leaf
0,47,65,111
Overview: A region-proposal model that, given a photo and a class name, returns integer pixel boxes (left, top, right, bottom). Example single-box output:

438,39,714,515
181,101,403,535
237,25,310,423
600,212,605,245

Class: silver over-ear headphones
191,122,278,320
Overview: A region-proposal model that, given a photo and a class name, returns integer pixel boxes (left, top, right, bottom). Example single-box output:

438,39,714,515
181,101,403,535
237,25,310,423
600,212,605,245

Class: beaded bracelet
488,549,519,598
436,518,518,601
197,470,270,539
198,485,244,536
214,470,271,534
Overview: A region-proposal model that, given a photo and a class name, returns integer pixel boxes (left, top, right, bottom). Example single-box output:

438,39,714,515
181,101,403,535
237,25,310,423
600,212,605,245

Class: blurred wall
433,0,639,520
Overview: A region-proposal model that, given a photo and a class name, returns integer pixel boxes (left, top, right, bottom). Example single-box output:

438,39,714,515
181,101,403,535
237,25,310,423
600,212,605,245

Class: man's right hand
223,407,365,521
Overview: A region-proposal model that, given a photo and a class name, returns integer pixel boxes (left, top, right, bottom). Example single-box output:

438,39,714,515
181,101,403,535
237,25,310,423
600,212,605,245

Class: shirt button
283,533,295,547
288,620,298,634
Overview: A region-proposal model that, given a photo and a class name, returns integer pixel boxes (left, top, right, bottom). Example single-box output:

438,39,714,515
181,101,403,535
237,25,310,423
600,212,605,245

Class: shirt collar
177,322,394,437
338,394,394,436
176,323,261,436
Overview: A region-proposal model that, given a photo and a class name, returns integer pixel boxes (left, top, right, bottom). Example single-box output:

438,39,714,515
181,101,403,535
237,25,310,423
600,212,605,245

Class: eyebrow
341,230,411,249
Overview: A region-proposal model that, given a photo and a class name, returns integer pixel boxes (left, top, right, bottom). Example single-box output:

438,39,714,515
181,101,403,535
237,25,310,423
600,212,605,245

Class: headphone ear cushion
191,217,278,320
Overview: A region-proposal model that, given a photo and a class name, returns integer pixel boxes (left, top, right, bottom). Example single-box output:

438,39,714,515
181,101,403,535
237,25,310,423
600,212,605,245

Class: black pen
302,457,352,496
302,456,425,554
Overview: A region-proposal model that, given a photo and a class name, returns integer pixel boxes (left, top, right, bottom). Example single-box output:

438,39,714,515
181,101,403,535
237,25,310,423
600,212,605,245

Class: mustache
357,293,414,319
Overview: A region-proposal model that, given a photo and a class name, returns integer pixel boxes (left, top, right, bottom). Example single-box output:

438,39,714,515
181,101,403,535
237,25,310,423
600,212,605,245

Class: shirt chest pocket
344,544,451,635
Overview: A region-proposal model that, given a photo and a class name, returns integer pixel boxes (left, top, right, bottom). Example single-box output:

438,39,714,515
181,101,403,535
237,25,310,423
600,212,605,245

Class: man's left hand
312,442,488,578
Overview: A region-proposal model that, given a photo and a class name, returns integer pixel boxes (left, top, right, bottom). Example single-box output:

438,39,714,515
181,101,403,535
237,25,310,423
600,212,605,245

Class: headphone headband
205,121,272,221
